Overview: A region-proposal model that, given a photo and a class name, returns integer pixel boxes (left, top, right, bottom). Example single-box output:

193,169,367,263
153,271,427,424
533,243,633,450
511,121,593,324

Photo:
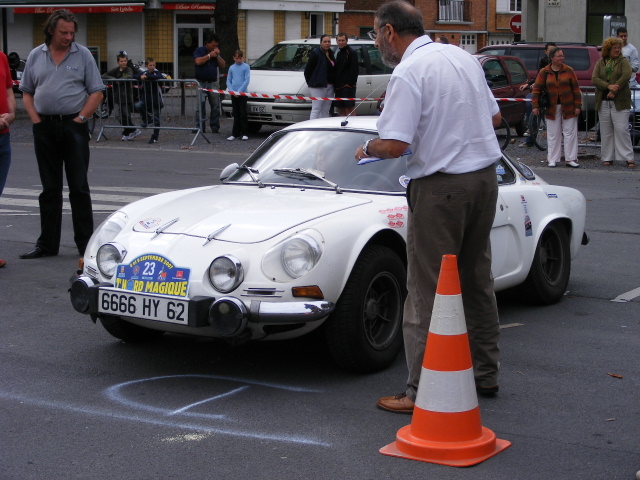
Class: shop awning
0,1,146,13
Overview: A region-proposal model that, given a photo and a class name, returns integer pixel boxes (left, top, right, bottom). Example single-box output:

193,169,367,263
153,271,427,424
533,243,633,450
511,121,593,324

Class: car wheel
324,245,406,373
516,222,571,305
99,315,165,342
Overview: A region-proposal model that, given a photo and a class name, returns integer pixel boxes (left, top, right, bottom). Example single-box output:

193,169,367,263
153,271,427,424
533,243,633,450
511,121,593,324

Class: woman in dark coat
304,34,335,119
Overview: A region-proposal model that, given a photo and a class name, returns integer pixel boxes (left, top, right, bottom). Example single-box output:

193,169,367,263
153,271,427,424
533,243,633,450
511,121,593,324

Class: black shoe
19,246,58,259
476,385,499,397
149,138,158,144
211,129,219,134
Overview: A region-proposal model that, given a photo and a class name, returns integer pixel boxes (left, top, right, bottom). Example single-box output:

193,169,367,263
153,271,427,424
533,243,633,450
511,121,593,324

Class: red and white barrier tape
202,87,532,102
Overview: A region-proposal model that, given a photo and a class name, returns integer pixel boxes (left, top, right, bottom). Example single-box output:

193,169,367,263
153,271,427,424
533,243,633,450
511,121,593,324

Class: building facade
1,0,344,78
522,0,638,47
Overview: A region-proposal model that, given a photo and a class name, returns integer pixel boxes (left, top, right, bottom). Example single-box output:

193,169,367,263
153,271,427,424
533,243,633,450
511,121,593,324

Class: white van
221,38,392,132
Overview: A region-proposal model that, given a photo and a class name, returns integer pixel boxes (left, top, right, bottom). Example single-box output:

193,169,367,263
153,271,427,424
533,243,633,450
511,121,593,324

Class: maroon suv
475,54,530,136
477,43,601,113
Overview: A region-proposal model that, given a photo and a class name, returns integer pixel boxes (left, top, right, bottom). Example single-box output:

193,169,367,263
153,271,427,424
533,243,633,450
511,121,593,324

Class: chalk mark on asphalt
0,374,329,447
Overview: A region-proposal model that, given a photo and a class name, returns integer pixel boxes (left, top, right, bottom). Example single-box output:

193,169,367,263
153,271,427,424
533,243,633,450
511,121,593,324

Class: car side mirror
220,163,239,181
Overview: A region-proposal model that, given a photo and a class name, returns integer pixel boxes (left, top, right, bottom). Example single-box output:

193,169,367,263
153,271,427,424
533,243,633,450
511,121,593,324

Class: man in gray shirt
617,27,639,88
19,9,104,260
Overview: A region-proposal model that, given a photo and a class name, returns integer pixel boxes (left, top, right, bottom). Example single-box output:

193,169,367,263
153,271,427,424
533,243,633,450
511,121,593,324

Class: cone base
380,425,511,467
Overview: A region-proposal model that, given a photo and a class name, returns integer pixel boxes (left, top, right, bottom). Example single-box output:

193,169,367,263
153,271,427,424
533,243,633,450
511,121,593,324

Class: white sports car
70,117,588,373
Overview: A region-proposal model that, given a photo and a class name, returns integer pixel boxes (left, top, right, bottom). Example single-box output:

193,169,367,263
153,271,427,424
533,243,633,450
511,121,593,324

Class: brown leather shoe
377,393,415,414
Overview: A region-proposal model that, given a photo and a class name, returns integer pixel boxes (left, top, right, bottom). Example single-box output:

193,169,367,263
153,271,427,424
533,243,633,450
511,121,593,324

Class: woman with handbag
592,37,635,168
532,47,582,168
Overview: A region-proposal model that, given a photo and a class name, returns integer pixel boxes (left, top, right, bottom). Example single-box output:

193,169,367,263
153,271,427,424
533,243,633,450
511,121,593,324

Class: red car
474,54,530,136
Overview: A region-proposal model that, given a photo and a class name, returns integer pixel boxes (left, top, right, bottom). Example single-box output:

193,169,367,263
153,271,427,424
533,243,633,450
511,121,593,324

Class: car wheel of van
99,315,165,342
514,222,571,305
324,245,406,373
247,122,262,134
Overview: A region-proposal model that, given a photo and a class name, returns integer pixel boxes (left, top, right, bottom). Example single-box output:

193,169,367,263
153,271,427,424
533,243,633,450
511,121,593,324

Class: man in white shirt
355,0,503,414
617,27,639,88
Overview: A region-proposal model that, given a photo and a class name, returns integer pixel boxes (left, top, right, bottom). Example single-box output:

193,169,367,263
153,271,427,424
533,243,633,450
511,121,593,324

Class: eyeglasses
368,24,422,41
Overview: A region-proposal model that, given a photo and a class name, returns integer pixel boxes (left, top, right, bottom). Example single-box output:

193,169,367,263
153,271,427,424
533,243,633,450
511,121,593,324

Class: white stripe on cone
415,367,479,413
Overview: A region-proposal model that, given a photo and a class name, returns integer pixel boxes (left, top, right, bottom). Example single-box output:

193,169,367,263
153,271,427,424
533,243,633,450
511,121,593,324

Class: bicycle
528,105,548,151
494,117,511,150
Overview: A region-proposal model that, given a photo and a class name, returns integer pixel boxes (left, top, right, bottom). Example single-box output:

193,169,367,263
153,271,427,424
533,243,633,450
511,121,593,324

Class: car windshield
251,44,319,71
224,129,411,193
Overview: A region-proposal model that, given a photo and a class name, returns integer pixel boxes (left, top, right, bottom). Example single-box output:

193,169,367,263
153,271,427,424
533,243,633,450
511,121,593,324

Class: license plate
249,105,265,113
98,287,189,325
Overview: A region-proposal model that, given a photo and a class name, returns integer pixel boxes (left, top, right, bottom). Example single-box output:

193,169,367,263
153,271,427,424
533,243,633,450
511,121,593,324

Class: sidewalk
9,94,277,154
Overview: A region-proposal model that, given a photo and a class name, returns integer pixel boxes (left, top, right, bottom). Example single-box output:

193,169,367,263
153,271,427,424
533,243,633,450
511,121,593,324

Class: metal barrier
580,85,640,149
93,79,213,146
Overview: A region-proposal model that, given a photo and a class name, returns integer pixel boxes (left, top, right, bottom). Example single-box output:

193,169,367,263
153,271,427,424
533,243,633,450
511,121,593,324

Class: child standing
134,58,164,143
226,50,251,141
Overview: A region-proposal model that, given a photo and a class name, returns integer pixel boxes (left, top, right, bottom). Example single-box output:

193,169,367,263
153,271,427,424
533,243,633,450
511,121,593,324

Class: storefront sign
547,0,560,6
14,5,143,13
162,3,215,9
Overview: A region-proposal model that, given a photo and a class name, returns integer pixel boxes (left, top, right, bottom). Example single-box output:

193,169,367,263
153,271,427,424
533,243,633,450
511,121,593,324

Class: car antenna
341,82,388,127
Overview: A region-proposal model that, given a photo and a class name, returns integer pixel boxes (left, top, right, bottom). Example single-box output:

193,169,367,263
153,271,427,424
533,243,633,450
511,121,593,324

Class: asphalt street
1,103,639,479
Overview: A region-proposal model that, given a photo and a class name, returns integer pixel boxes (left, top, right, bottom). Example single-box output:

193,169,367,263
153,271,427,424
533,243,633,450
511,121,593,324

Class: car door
482,58,517,124
353,44,392,115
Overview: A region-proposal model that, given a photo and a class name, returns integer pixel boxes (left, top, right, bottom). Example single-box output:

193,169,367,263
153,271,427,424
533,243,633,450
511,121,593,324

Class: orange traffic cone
380,254,511,467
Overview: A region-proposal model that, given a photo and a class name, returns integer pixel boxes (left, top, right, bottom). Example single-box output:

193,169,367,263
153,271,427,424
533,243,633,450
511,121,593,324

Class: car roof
276,38,375,45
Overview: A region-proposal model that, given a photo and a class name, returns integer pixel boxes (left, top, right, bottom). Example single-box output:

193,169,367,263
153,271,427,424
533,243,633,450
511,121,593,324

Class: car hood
131,185,370,243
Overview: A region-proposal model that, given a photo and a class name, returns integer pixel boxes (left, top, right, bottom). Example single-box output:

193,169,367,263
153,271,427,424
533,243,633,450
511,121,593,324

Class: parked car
70,116,589,373
221,37,392,132
475,54,530,136
477,42,601,116
7,52,24,95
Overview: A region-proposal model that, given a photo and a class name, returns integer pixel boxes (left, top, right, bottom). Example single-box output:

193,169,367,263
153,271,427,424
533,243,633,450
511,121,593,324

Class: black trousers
33,119,94,255
231,95,248,137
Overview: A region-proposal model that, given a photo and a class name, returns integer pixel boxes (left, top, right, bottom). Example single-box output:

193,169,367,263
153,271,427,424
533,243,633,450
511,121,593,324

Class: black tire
515,222,571,305
247,122,262,134
529,111,548,151
99,315,165,342
324,245,406,373
495,117,511,150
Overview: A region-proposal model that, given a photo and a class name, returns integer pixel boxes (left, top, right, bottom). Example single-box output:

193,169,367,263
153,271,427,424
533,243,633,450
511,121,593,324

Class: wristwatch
362,139,373,157
78,114,88,123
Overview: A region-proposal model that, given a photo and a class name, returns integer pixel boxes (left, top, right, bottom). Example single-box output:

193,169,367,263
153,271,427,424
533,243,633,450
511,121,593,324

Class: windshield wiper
238,165,265,188
273,168,342,194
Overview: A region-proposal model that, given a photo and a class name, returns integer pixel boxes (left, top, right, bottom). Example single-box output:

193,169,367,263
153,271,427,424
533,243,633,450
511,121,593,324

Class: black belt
39,113,79,122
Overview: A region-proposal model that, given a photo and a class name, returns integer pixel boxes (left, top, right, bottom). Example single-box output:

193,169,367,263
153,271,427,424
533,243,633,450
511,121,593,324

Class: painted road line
611,287,640,303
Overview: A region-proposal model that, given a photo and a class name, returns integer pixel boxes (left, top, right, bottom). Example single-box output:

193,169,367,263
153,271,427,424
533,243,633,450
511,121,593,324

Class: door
176,26,216,79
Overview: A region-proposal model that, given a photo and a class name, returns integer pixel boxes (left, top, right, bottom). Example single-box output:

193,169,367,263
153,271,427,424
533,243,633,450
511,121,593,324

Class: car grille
241,287,284,298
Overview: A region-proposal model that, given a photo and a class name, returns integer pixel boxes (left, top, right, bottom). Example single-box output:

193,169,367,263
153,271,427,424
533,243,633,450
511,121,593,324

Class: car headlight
85,211,128,257
208,255,244,293
281,233,322,278
97,242,127,278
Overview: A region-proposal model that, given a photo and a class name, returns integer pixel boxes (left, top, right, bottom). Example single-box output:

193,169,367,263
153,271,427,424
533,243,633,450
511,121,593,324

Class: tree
214,0,239,89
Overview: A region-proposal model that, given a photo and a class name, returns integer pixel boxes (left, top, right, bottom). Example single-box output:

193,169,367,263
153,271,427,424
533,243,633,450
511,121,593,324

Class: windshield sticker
114,254,191,297
138,218,162,230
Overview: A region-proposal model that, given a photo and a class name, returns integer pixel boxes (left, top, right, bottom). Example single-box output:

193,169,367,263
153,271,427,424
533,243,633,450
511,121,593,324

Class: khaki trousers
403,164,500,400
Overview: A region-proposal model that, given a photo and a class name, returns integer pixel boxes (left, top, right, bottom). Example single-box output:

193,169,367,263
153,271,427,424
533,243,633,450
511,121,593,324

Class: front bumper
70,275,335,337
